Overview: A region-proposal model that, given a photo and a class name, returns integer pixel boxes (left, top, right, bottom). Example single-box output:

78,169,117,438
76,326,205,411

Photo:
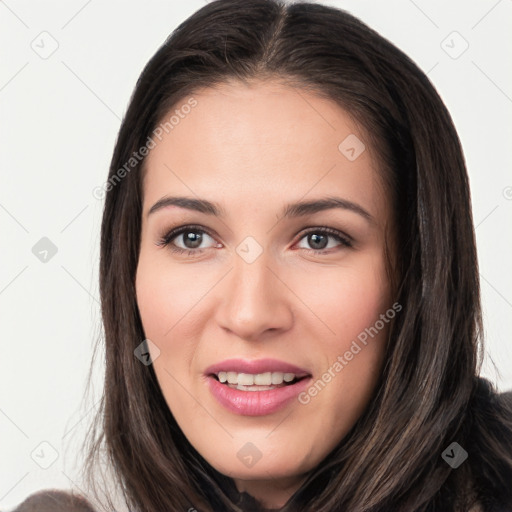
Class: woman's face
135,79,393,508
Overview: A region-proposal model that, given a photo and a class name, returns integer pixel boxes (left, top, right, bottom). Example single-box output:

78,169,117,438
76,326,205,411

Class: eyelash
155,224,353,257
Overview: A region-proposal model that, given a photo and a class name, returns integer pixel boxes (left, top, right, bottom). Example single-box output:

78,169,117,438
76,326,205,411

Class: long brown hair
83,1,512,511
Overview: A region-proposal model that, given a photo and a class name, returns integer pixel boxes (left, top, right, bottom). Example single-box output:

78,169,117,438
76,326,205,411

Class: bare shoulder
11,489,96,512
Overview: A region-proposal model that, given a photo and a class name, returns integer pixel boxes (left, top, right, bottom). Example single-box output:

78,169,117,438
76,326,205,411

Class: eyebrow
147,195,373,223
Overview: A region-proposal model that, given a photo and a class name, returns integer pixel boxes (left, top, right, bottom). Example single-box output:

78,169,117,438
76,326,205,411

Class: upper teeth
216,371,297,386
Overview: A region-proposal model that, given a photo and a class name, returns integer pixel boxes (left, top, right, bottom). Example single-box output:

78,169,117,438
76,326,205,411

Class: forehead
141,79,386,219
149,79,370,162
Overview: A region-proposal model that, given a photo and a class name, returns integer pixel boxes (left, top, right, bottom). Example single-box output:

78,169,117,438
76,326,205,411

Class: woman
13,0,512,511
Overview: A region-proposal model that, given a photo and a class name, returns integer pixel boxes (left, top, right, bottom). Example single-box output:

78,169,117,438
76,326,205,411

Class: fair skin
135,79,393,509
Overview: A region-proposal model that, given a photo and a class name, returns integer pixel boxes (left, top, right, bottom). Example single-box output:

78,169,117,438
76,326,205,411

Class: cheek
135,253,215,388
298,252,390,417
136,262,170,341
306,252,390,343
135,252,205,339
135,255,185,376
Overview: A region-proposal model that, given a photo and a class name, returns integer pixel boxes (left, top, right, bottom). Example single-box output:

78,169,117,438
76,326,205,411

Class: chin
204,445,318,481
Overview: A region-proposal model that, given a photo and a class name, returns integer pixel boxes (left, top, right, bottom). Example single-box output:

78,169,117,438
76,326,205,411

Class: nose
214,250,294,342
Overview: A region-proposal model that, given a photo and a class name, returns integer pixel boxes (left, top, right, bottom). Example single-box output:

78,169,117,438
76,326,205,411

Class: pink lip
206,375,312,416
204,358,311,377
204,358,312,416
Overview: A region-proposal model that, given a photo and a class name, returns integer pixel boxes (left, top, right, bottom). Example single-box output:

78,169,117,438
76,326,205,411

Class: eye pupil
309,233,328,250
184,231,202,248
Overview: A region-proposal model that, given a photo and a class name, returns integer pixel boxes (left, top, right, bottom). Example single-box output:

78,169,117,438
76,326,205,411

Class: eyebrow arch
147,195,373,223
281,196,373,223
148,196,225,218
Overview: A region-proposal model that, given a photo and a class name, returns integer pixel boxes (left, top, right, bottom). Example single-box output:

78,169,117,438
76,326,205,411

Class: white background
1,0,511,509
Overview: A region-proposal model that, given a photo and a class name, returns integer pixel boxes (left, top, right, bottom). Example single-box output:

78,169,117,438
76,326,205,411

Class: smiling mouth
209,371,309,391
